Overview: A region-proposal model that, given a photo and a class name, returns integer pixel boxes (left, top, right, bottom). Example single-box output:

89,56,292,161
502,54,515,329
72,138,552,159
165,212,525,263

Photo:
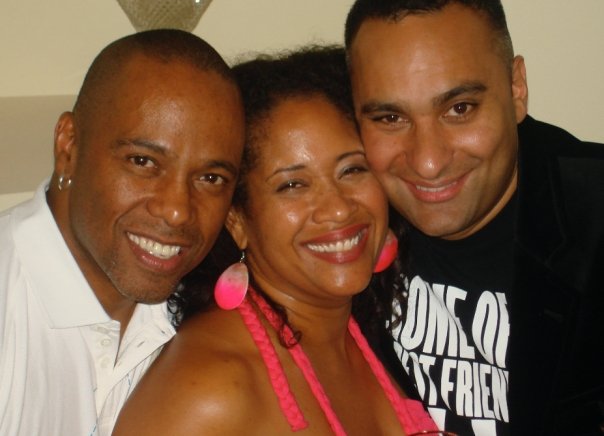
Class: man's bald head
73,29,235,128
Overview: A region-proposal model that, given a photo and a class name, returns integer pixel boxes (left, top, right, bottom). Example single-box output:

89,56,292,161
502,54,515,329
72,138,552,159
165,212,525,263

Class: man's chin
118,284,179,305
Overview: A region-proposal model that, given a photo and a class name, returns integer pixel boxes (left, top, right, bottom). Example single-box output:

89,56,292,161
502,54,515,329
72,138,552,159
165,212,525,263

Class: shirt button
101,338,112,347
100,356,112,369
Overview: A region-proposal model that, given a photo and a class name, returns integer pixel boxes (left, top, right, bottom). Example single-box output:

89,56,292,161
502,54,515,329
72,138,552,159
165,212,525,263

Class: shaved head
73,29,235,132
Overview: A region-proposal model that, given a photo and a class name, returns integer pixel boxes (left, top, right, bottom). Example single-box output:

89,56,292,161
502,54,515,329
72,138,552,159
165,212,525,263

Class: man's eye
374,114,402,124
130,156,155,168
201,174,227,185
445,102,475,118
453,103,469,114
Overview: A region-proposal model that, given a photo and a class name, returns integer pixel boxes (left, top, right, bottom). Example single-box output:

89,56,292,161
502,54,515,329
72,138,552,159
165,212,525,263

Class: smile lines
128,233,182,259
306,231,364,254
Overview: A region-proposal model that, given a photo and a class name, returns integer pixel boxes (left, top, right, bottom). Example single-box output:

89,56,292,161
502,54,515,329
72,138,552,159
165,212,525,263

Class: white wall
1,0,603,211
505,1,604,143
0,0,355,97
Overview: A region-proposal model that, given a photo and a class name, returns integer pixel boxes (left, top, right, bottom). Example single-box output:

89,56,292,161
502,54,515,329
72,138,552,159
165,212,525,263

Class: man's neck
96,292,137,339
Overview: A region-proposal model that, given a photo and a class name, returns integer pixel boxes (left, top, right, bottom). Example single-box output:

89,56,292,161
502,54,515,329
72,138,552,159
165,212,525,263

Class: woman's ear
225,207,248,251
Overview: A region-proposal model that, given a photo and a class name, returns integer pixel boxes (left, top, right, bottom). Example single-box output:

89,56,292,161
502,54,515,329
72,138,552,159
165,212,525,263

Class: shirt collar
12,181,174,333
12,181,110,328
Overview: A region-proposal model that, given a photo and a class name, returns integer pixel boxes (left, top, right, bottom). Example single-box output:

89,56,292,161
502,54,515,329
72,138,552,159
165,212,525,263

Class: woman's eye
276,180,303,192
342,165,368,177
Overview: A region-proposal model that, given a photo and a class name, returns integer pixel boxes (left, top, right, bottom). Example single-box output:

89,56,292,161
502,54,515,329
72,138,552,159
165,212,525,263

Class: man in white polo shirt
0,29,245,435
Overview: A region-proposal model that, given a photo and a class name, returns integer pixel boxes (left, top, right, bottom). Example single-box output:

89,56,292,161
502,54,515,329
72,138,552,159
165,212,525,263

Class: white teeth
306,232,362,253
128,233,181,259
416,181,456,193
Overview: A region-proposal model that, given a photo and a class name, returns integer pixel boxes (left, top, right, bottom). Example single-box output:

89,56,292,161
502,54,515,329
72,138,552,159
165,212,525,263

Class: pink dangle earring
373,229,399,273
214,251,249,310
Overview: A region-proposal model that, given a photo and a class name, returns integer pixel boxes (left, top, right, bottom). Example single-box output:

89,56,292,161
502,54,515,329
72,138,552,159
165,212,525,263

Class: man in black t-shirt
389,195,515,435
345,1,604,435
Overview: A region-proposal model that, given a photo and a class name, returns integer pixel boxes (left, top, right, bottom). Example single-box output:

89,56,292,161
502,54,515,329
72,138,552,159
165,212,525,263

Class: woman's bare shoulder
113,309,267,435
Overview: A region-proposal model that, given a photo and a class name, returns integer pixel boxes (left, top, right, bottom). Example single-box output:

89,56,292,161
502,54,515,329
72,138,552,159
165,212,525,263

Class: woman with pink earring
113,46,443,436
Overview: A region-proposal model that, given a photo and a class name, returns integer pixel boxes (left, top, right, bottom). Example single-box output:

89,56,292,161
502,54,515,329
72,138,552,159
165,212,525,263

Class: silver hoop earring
57,174,72,191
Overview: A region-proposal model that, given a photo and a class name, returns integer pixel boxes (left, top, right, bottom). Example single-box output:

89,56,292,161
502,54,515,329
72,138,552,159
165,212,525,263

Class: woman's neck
250,277,354,350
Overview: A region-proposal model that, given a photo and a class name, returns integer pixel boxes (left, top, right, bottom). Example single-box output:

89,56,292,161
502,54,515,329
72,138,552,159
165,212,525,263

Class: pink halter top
236,287,439,435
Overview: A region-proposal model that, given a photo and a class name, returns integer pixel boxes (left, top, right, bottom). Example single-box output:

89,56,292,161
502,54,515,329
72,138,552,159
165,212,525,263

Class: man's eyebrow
360,101,405,115
114,139,238,176
359,82,487,115
432,82,487,107
114,138,168,155
206,159,239,177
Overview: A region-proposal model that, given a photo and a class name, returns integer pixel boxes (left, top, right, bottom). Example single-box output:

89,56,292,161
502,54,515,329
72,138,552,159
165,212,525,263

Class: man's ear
53,111,77,176
225,207,248,251
511,55,529,123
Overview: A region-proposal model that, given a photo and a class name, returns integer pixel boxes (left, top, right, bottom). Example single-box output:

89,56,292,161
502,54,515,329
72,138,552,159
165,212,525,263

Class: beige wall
1,0,603,210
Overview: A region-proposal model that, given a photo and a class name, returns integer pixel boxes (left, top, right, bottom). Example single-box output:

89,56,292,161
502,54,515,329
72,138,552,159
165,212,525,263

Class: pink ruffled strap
237,296,308,431
239,287,439,434
248,288,347,435
348,318,438,434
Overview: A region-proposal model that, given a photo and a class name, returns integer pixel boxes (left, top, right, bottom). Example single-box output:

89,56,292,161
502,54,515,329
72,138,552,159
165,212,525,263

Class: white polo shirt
0,182,175,436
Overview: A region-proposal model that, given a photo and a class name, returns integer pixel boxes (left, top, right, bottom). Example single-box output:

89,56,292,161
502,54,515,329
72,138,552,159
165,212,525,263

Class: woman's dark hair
231,45,355,211
169,45,408,342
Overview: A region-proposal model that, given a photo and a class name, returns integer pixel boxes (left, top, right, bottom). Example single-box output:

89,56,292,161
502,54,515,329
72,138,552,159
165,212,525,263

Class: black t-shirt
392,195,516,436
